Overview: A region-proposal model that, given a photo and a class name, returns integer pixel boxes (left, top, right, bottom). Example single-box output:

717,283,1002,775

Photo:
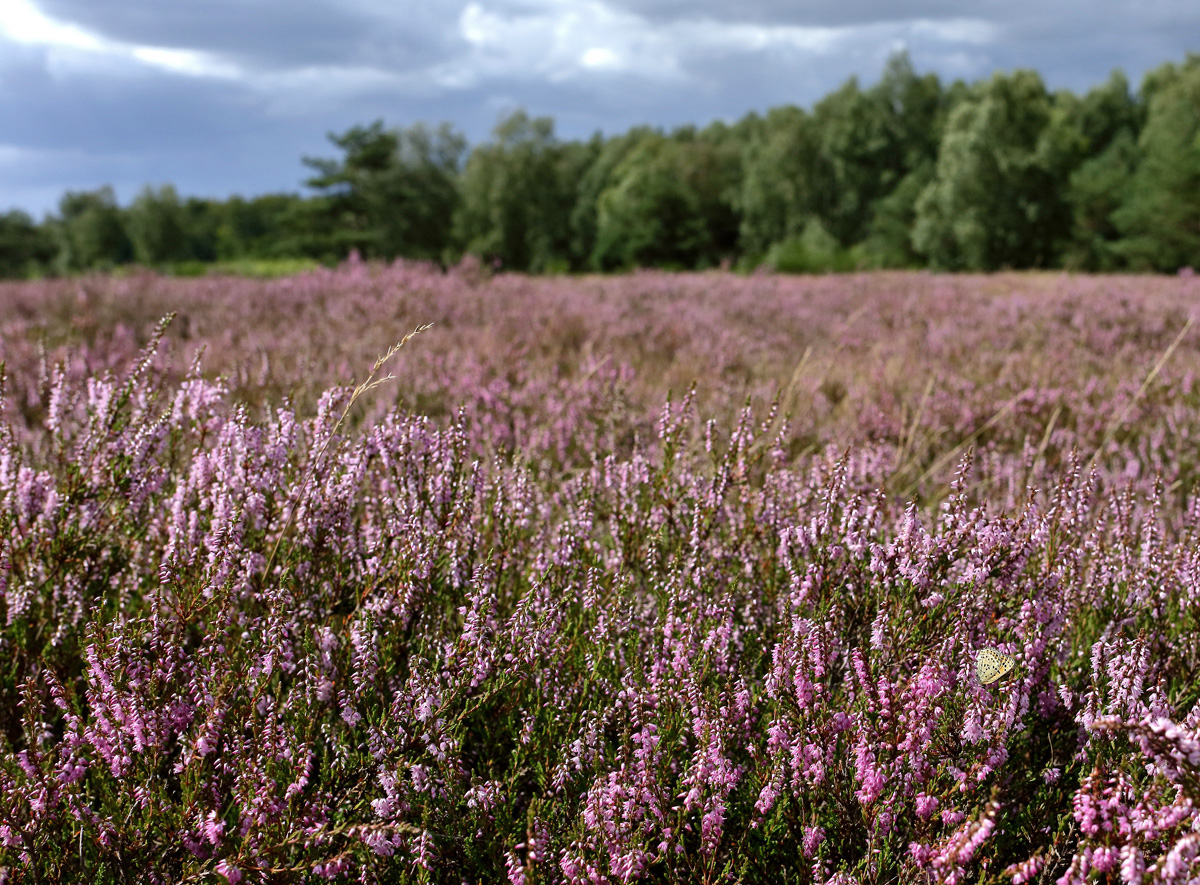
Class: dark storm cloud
1,0,1198,216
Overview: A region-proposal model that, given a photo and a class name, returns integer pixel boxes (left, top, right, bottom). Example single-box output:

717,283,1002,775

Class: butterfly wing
976,648,1015,684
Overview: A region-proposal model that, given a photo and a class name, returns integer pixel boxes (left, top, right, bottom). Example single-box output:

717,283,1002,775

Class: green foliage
1074,69,1142,155
1063,131,1140,271
452,110,580,272
120,190,223,268
1056,72,1142,270
811,75,902,246
592,130,739,270
125,184,192,265
304,119,466,263
737,107,823,257
214,193,310,260
1112,55,1200,271
205,256,324,277
0,209,56,278
763,217,860,273
844,57,946,269
565,129,625,269
182,197,222,263
54,186,133,272
873,51,947,173
739,52,944,262
860,162,935,268
913,70,1069,270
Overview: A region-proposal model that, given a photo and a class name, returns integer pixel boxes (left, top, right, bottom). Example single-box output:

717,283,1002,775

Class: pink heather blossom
1003,854,1044,884
915,793,939,821
202,811,224,846
802,825,825,857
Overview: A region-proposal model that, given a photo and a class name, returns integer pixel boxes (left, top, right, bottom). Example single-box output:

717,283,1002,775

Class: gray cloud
30,0,459,71
610,0,976,27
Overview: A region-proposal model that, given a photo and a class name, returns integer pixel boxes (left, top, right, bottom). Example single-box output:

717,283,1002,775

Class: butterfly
975,647,1015,685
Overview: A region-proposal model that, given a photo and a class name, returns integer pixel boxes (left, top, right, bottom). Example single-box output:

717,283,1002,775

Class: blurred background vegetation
3,51,1200,280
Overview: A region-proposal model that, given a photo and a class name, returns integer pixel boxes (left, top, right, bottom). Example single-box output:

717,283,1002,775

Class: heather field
2,259,1200,884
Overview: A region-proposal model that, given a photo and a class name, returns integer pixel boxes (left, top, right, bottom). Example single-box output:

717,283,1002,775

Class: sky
1,0,1198,219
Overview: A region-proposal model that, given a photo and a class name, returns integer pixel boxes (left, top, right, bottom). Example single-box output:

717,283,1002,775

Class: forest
2,50,1198,279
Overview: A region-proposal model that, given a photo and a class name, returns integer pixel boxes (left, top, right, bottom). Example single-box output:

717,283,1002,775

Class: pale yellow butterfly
975,647,1015,685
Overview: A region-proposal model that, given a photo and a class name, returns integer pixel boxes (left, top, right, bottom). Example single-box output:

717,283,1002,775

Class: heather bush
1,262,1198,883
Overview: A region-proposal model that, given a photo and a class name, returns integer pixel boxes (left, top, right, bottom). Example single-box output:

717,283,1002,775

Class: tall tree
1113,56,1200,270
592,131,738,270
913,70,1066,270
304,120,465,262
570,128,656,270
812,76,899,246
872,52,946,174
737,106,824,258
856,54,946,267
862,161,936,268
126,184,191,265
183,197,221,263
1059,71,1142,269
740,53,944,265
453,110,577,272
54,186,132,271
215,193,307,259
0,210,56,278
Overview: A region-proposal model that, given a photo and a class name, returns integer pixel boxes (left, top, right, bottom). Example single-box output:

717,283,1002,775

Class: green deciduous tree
913,70,1066,270
812,76,900,247
0,210,56,278
54,186,133,272
592,128,740,270
1056,71,1142,270
856,53,946,267
453,110,581,272
862,161,936,268
1113,56,1200,271
214,194,306,259
304,120,465,263
571,127,664,269
741,52,944,268
126,184,191,265
872,52,947,175
182,197,222,264
737,106,823,259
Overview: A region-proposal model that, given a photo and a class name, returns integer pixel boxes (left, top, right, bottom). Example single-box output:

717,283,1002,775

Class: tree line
2,51,1199,279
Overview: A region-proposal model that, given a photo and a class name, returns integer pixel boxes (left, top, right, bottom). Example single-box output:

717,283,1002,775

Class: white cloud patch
1,0,242,79
249,64,417,115
129,46,240,79
441,0,997,87
451,0,681,84
581,46,620,69
909,18,996,45
0,0,105,50
0,144,35,166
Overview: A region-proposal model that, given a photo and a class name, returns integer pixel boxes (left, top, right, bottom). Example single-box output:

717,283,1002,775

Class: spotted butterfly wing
976,647,1015,684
